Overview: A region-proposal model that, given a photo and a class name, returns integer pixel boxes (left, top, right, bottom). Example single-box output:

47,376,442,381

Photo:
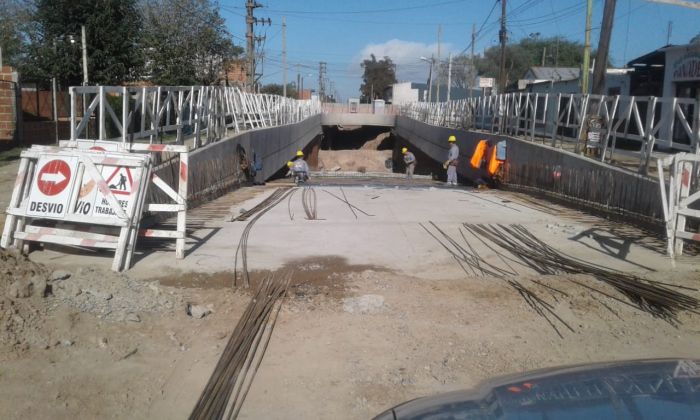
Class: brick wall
0,66,19,146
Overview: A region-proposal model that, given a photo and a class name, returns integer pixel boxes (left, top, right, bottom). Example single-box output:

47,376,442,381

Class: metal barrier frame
401,92,700,174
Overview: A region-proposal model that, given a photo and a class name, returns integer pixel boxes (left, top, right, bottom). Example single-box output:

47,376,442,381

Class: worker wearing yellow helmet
401,147,416,180
290,150,310,183
444,135,459,186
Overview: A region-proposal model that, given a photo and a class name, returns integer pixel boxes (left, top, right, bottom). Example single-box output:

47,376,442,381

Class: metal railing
69,86,321,149
400,93,700,174
322,102,398,115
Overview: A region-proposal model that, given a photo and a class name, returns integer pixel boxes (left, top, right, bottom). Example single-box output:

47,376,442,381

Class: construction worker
444,135,459,186
291,150,309,182
402,147,416,179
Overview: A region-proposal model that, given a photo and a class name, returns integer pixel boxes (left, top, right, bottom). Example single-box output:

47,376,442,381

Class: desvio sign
27,156,78,219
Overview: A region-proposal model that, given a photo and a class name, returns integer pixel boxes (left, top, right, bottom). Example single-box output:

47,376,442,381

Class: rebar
190,274,291,420
234,188,295,287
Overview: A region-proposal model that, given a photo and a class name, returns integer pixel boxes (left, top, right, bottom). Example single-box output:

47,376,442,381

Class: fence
400,92,700,174
68,86,321,150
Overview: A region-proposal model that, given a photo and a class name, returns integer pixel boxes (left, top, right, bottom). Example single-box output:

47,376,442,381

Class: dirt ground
317,149,393,173
1,178,700,419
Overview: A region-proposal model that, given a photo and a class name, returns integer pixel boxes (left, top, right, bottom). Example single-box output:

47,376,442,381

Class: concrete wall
394,115,664,224
152,114,322,205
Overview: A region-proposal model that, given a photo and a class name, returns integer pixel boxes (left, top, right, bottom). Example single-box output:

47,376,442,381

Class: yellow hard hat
401,147,408,154
287,161,293,167
296,150,304,157
448,135,456,142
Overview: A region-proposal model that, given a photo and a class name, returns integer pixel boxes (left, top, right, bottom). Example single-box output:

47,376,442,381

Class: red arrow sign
37,159,72,196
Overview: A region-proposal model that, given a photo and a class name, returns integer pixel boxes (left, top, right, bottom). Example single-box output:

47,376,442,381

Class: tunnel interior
320,126,393,150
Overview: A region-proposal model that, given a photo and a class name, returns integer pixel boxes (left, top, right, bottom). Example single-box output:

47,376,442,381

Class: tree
21,0,143,85
440,36,590,91
141,0,243,86
0,1,31,68
260,83,297,97
360,54,397,102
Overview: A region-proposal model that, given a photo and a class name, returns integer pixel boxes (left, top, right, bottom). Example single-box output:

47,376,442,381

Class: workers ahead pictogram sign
92,165,138,218
27,156,78,219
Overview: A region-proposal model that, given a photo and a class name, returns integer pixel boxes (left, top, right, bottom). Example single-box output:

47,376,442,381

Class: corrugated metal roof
527,67,580,81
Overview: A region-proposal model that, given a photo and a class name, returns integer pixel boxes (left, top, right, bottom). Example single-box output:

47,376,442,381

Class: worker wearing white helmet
444,135,459,186
401,147,416,180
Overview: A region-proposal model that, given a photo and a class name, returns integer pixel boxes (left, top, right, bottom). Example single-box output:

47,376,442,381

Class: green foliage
0,1,30,68
360,54,397,102
445,36,588,90
21,0,143,85
260,83,297,97
141,0,243,86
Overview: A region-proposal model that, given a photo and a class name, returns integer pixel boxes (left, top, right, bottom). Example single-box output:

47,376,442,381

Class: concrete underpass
3,106,700,419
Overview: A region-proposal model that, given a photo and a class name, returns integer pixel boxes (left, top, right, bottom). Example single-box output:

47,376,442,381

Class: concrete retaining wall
394,115,664,223
151,114,322,205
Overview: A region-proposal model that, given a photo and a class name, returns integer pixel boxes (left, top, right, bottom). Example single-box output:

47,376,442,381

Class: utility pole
667,21,673,44
81,25,88,85
592,0,617,95
498,0,507,94
282,17,287,97
428,56,434,102
447,53,453,102
541,46,547,66
296,64,301,99
436,24,442,102
581,0,593,94
470,23,476,99
245,1,270,91
318,62,327,101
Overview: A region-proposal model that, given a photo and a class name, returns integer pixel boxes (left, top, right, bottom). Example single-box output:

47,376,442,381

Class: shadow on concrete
568,227,657,271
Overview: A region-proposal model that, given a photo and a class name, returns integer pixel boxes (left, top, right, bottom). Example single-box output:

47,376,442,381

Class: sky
219,0,700,100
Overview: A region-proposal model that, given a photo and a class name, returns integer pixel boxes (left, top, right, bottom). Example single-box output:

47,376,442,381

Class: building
519,66,631,96
221,59,247,87
628,37,700,101
519,67,580,90
388,81,482,104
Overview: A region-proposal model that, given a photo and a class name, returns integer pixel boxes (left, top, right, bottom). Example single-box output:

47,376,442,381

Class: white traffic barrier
657,153,700,258
1,146,152,271
60,139,189,259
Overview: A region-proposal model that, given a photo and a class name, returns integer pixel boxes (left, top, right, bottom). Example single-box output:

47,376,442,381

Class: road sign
27,156,78,219
92,165,139,218
478,77,495,88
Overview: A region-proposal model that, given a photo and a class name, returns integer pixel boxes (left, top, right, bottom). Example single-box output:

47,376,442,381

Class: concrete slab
29,184,692,282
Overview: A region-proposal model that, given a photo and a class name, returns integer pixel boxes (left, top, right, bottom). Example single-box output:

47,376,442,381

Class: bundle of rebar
234,188,295,287
422,222,699,337
190,274,290,420
301,187,318,220
232,188,291,222
463,224,700,325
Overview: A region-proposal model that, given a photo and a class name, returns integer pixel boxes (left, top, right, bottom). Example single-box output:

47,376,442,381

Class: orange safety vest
487,145,502,175
470,140,488,169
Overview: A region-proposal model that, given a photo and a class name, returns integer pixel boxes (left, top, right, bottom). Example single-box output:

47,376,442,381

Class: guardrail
400,93,700,174
69,86,321,149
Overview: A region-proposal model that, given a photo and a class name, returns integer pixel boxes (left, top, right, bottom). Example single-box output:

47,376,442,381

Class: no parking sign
27,156,78,219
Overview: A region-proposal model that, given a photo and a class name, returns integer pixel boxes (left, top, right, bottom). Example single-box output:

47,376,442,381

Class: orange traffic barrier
470,140,488,169
487,144,502,175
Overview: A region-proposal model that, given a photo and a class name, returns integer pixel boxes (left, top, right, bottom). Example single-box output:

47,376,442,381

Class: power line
258,0,468,15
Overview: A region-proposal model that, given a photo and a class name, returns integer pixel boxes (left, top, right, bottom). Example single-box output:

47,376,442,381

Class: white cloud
355,39,456,83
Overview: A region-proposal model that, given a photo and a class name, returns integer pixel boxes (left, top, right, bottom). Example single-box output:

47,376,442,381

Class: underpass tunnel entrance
316,126,394,173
